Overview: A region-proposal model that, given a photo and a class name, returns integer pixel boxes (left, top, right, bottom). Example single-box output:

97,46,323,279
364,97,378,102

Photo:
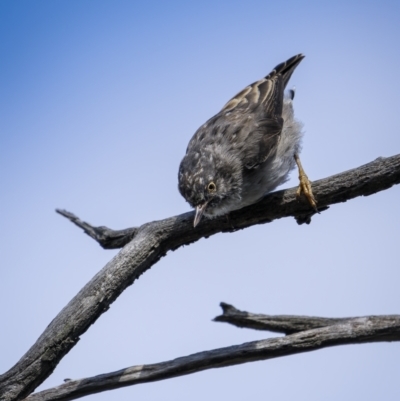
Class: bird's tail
221,54,304,114
266,54,305,90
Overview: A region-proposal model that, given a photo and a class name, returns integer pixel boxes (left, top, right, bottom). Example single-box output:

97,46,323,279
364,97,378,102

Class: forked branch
1,154,400,401
57,155,400,248
26,304,400,401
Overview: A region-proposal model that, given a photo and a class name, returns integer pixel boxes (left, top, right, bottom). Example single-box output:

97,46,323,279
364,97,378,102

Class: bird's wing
219,54,304,169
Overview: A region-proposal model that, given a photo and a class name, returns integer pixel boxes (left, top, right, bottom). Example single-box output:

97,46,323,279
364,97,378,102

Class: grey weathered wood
1,154,400,401
57,155,400,248
26,314,400,401
55,209,138,249
214,302,363,334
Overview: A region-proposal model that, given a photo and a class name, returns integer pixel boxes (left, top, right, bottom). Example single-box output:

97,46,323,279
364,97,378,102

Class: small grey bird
178,54,316,227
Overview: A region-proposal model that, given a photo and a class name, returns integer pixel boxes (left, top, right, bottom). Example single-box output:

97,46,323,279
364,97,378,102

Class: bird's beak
194,203,208,227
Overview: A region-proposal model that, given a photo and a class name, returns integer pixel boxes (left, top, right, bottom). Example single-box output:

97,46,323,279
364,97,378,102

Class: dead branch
58,155,399,248
55,209,138,249
26,308,400,401
1,154,400,401
214,302,361,334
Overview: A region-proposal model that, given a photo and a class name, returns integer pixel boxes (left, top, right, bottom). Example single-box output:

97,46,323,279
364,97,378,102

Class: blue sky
1,1,400,400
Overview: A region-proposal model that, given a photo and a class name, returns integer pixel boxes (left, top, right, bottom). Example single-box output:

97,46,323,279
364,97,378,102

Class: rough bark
1,154,400,401
57,155,400,249
26,307,400,401
213,302,360,334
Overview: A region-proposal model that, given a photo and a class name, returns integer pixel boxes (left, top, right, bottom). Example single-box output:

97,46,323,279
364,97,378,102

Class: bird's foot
296,173,318,211
294,154,318,212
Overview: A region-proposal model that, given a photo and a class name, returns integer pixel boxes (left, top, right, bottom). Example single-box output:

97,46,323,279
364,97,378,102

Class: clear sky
1,1,400,400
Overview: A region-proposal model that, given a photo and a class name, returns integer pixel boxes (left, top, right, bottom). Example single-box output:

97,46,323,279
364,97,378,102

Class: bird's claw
296,172,318,212
294,153,318,212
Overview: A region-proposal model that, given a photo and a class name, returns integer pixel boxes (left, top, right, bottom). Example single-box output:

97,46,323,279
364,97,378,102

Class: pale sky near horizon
1,1,400,400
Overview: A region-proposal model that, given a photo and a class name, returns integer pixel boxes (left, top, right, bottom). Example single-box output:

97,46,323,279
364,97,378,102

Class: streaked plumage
178,54,313,226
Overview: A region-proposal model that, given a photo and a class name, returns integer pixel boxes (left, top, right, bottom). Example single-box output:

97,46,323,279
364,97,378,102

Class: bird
178,54,316,227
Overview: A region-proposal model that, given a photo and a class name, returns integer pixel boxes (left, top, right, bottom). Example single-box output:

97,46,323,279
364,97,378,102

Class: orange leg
294,153,317,211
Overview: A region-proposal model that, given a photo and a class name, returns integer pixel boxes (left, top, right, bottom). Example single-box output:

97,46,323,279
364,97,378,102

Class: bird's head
178,147,242,227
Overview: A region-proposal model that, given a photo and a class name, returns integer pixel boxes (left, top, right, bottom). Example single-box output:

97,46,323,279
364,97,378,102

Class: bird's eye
207,182,216,193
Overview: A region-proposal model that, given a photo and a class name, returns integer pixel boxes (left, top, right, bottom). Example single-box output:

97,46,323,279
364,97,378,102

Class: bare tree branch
58,154,400,248
26,312,400,401
55,209,138,249
1,154,400,401
214,302,360,334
